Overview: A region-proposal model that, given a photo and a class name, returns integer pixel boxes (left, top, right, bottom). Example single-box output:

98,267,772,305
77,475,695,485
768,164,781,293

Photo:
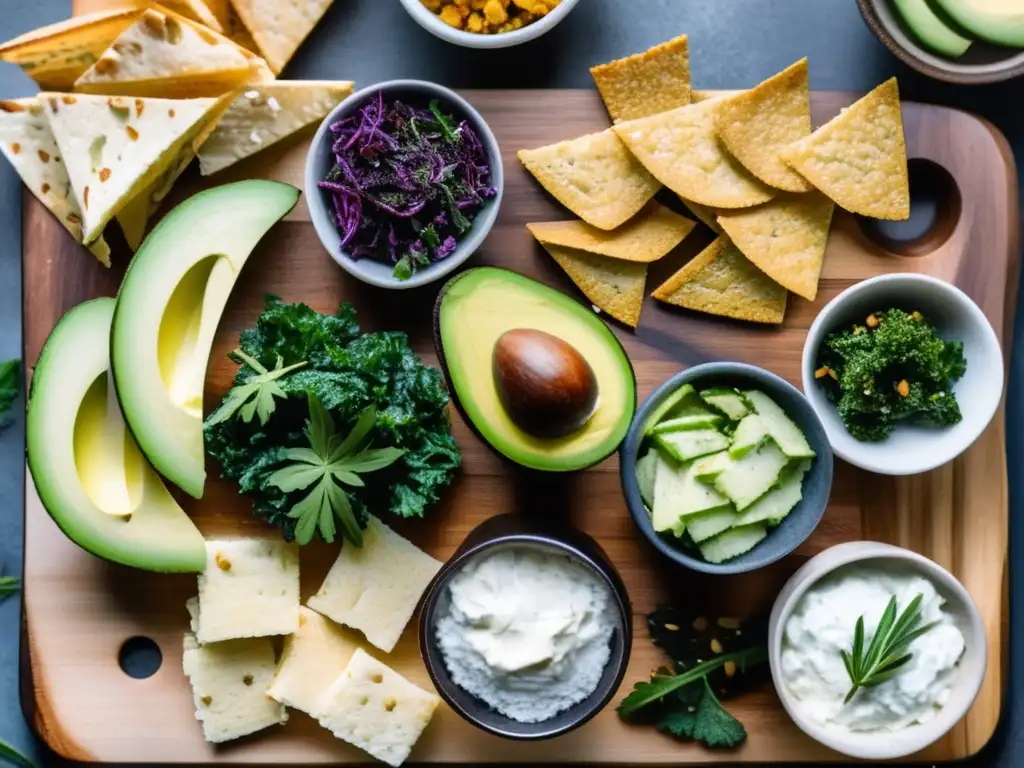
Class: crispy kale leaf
204,297,460,542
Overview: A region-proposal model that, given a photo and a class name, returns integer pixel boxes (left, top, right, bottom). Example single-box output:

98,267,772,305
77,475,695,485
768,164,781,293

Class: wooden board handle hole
118,637,162,680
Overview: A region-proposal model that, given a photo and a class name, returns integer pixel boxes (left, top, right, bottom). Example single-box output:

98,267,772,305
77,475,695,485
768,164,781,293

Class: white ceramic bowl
398,0,582,49
768,541,987,761
800,273,1003,475
304,80,503,290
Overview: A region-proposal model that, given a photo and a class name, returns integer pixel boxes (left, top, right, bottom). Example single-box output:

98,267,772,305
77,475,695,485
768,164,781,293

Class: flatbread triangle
42,92,219,245
541,242,647,328
229,0,336,74
590,34,691,122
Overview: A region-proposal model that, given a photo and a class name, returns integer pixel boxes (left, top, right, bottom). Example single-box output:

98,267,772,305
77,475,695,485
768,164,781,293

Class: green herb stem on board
841,593,938,704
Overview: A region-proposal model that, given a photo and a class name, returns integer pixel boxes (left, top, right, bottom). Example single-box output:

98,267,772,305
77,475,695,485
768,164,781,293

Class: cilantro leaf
657,679,747,748
392,254,413,281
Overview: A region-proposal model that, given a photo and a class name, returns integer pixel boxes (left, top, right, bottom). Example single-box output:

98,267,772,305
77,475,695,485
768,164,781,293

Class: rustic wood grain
19,89,1017,765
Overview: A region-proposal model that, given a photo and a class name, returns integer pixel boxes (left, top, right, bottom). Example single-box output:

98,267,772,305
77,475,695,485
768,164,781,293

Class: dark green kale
815,309,966,442
204,297,460,544
618,607,769,750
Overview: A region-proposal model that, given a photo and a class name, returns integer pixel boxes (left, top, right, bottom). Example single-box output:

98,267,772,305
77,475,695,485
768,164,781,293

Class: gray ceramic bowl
620,362,834,575
304,80,504,289
418,513,632,740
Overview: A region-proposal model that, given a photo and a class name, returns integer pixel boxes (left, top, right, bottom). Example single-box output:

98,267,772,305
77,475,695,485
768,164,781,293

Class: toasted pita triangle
43,92,217,245
780,78,909,220
518,129,661,231
230,0,335,74
652,236,787,324
679,196,721,233
154,0,224,31
199,80,354,175
613,99,775,209
0,10,139,90
717,192,834,301
714,58,812,193
590,34,690,122
541,243,647,327
527,203,694,263
74,8,258,99
0,98,110,265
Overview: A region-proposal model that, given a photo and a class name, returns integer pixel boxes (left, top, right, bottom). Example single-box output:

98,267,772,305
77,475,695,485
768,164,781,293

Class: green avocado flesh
894,0,973,57
932,0,1024,47
27,299,206,572
111,180,300,499
437,267,636,472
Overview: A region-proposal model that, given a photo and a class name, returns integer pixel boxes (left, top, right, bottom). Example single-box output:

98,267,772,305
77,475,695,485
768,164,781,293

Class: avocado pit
492,328,598,439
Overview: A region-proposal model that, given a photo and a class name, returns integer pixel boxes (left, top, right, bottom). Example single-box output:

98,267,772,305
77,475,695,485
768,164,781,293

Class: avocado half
932,0,1024,47
893,0,973,57
111,180,300,499
433,267,637,472
27,299,206,572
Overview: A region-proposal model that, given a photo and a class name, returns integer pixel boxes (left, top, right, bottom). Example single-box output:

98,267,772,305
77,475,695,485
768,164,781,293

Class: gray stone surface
0,0,1021,764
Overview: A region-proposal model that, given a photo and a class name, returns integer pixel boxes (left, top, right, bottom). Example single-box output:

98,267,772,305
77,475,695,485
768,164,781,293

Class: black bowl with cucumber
620,363,834,575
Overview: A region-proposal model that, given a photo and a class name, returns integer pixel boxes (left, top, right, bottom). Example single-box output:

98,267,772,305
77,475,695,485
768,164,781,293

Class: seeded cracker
613,99,775,209
230,0,336,74
590,34,691,122
780,78,910,220
679,196,722,233
652,236,787,324
717,191,834,301
714,58,812,193
526,203,695,263
541,242,647,327
518,129,661,230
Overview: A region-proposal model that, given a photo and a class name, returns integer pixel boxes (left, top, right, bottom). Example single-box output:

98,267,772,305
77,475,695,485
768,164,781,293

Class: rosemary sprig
840,593,938,704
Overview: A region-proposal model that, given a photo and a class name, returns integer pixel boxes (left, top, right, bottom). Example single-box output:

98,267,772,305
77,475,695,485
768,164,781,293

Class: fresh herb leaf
421,223,441,249
392,255,413,281
0,360,20,423
206,349,307,427
429,99,459,143
842,593,938,704
657,679,747,748
267,396,405,546
0,576,18,602
0,740,34,768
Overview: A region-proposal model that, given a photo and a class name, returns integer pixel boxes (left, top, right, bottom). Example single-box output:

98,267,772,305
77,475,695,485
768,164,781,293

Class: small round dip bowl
768,541,987,760
418,513,632,740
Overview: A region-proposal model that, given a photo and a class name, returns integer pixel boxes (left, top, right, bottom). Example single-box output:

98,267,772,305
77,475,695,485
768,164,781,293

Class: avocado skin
431,267,638,474
932,0,1024,47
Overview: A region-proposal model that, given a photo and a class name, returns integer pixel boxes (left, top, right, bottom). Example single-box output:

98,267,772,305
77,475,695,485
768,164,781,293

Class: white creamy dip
435,545,617,723
781,566,966,732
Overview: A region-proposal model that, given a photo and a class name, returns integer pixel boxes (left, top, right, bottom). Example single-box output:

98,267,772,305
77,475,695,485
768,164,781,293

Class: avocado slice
434,267,636,472
932,0,1024,47
27,299,206,572
894,0,973,57
111,180,300,498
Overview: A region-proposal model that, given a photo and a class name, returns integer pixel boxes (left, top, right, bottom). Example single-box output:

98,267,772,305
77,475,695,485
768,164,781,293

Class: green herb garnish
0,360,20,423
841,593,938,704
267,396,405,547
206,349,307,426
0,576,18,600
428,98,460,143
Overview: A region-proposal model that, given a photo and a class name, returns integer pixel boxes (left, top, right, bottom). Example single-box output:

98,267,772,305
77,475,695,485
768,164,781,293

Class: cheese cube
318,648,440,767
182,597,288,744
267,606,360,717
307,516,441,652
196,539,300,643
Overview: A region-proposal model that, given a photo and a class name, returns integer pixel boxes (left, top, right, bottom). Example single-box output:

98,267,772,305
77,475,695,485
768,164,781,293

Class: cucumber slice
713,440,789,511
733,462,807,527
635,449,658,509
656,429,731,463
700,387,751,421
699,524,768,564
643,383,696,434
729,414,769,459
744,390,815,459
651,451,729,532
692,450,732,482
686,505,740,543
651,412,725,433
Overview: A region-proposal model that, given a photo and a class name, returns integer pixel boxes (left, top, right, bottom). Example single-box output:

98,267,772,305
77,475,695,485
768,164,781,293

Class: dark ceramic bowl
418,514,632,740
620,362,834,575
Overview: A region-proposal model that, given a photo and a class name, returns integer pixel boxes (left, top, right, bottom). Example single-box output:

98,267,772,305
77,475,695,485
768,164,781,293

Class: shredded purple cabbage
318,91,497,281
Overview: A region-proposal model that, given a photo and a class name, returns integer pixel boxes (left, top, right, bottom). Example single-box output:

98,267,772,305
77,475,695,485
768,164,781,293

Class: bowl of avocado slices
621,363,834,575
858,0,1024,84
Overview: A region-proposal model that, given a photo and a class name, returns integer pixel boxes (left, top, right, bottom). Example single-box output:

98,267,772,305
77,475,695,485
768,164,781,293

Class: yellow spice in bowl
421,0,562,34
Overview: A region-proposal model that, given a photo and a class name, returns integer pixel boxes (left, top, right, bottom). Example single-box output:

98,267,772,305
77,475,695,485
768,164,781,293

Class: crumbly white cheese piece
307,516,441,653
196,539,300,644
318,648,440,767
182,600,288,744
267,606,360,717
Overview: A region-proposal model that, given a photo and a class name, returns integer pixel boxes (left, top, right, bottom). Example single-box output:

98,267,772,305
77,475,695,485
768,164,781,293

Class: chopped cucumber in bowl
623,363,833,574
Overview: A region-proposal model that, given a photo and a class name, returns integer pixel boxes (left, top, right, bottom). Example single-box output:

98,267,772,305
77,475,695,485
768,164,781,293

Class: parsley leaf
266,395,405,546
206,349,307,426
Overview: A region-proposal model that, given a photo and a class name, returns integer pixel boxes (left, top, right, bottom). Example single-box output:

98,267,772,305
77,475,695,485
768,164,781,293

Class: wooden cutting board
18,89,1017,764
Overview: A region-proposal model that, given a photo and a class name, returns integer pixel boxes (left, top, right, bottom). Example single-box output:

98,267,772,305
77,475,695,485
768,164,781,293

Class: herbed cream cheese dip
435,544,617,723
781,564,966,732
